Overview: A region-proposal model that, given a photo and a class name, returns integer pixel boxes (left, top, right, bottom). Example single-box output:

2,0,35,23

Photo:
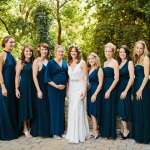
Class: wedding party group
0,35,150,145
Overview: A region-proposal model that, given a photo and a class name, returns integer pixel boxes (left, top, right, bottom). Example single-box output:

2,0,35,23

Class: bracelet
0,81,4,85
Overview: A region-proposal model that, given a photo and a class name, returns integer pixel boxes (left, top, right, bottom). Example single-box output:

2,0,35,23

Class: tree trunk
57,0,61,45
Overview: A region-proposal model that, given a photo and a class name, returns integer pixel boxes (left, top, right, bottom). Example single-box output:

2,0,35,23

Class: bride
65,45,89,143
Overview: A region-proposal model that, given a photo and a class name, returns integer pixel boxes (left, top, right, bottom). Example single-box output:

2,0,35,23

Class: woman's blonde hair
87,52,101,70
105,43,116,52
133,40,148,64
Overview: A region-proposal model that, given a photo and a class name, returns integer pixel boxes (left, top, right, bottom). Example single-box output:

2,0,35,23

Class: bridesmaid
44,45,68,140
15,45,35,138
30,43,50,137
100,43,119,140
0,36,18,140
116,45,134,140
131,40,150,144
87,52,103,139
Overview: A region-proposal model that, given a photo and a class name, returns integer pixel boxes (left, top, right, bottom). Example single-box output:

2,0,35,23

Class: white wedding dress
66,60,89,143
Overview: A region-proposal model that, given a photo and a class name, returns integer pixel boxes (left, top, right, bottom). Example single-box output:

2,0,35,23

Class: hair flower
117,49,119,52
37,47,40,51
21,47,24,51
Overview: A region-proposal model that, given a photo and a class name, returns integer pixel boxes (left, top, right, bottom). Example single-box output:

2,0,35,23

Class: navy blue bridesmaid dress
31,61,50,137
19,62,35,130
131,65,150,144
44,59,68,136
100,67,116,139
0,50,18,140
117,61,132,122
87,68,101,125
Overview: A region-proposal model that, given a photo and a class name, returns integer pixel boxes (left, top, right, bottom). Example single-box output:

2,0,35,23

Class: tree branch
0,17,10,35
57,0,70,10
25,6,32,21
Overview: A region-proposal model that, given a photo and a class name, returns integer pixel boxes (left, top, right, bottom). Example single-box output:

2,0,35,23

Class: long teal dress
131,65,150,144
0,50,18,140
117,61,132,122
87,68,101,125
19,62,35,129
100,67,116,139
44,59,68,136
31,61,50,137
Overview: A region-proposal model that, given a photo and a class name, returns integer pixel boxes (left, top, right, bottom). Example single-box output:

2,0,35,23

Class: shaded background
0,0,150,63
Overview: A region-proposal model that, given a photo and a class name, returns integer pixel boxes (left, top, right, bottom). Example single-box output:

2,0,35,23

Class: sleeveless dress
117,61,132,122
131,65,150,144
100,67,116,139
44,59,68,136
0,50,18,140
66,60,89,143
87,67,101,125
31,60,50,137
19,62,35,129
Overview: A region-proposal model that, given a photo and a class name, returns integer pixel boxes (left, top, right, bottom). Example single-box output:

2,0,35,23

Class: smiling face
24,48,33,59
70,48,77,59
119,48,127,60
55,47,65,59
40,46,48,57
105,47,113,59
4,38,15,50
88,55,96,67
135,43,144,57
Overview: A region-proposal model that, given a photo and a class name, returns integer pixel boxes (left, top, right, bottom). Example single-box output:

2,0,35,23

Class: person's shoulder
128,60,134,65
144,56,149,61
17,60,22,65
113,59,118,65
80,59,86,65
0,51,5,58
62,59,67,64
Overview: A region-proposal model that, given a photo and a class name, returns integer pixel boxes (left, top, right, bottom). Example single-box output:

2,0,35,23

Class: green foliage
31,4,55,58
93,0,150,64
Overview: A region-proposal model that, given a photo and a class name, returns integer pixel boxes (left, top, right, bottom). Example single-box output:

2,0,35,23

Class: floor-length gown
0,50,18,140
66,60,89,143
44,59,68,136
117,61,132,122
19,62,36,130
100,67,116,139
87,68,101,126
31,61,50,137
131,65,150,144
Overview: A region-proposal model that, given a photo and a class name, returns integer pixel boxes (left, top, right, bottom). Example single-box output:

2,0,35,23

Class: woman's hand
15,89,21,99
66,92,69,99
91,94,97,103
2,87,7,97
105,90,110,99
57,85,65,90
38,90,43,99
136,90,142,100
81,91,86,101
120,91,127,100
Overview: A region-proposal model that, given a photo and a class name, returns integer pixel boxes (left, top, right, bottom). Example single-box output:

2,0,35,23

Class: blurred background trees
0,0,149,63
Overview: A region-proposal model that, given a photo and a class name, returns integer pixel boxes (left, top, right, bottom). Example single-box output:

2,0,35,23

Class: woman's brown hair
37,43,50,57
117,45,132,65
2,36,14,48
20,45,35,67
67,45,82,66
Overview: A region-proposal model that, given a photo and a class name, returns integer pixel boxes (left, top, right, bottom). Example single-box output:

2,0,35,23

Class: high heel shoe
92,129,99,140
120,132,130,140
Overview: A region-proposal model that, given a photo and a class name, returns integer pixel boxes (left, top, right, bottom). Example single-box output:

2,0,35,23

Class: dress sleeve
44,61,52,83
